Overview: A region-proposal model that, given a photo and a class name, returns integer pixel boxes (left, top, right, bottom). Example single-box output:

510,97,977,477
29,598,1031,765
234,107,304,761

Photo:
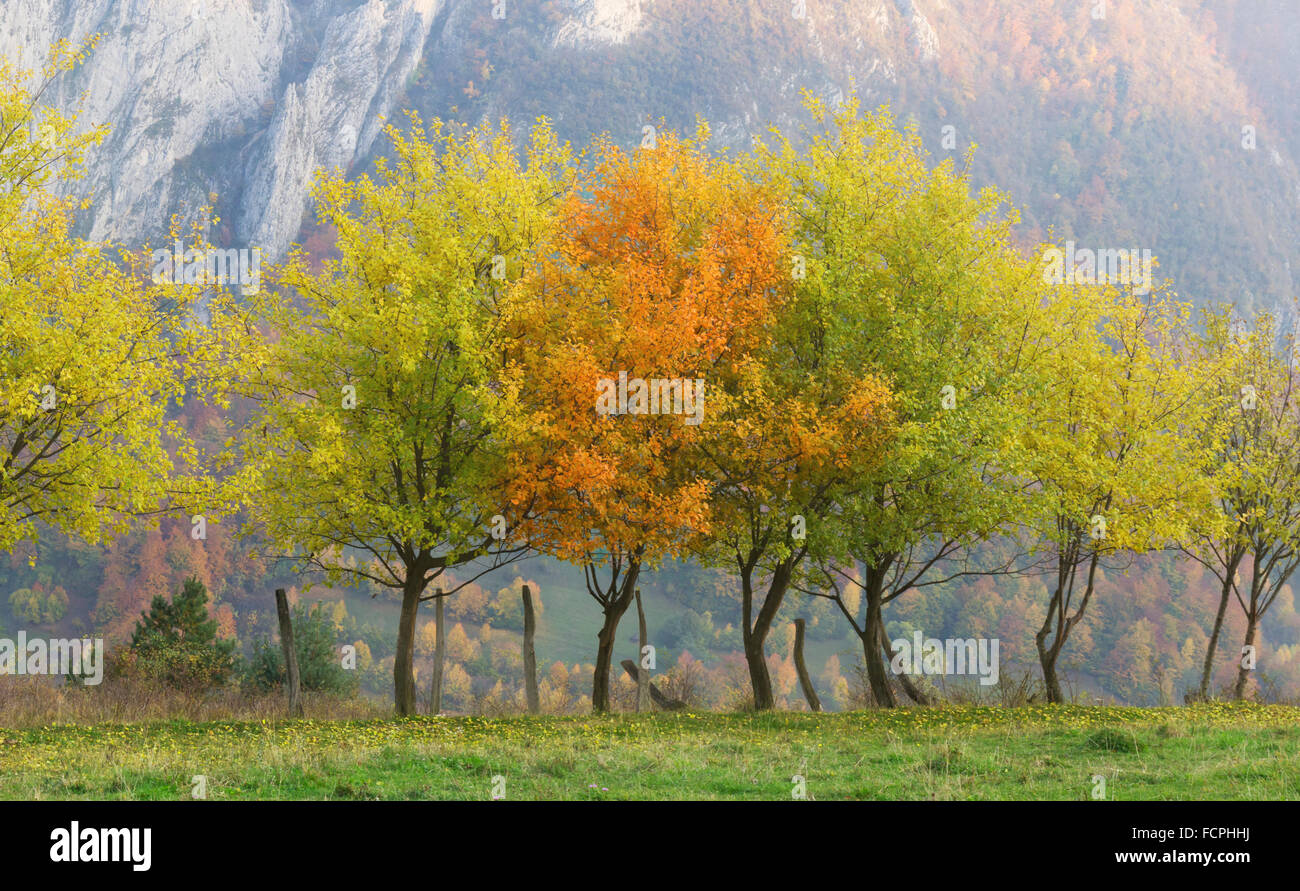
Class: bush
659,608,715,654
245,602,358,696
126,576,237,691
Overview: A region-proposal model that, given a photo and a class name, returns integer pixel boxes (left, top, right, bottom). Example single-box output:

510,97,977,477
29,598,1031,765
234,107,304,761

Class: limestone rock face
552,0,644,48
0,0,440,258
235,0,439,255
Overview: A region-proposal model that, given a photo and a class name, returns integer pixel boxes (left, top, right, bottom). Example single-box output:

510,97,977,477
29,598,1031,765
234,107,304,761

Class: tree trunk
1035,549,1100,705
1035,609,1067,704
848,561,905,708
740,559,795,710
634,588,648,713
522,584,539,715
393,578,423,716
592,610,623,713
793,618,821,712
430,591,445,715
861,597,897,708
1232,615,1259,700
1198,571,1235,700
1037,641,1064,704
744,637,775,711
592,561,640,713
274,588,303,718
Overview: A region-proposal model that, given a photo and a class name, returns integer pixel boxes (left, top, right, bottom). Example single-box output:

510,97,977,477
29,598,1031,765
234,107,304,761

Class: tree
237,115,572,714
1181,306,1256,699
0,45,211,560
1022,283,1219,703
504,126,785,710
8,586,68,624
695,213,897,707
765,96,1047,706
1185,307,1300,699
128,576,237,689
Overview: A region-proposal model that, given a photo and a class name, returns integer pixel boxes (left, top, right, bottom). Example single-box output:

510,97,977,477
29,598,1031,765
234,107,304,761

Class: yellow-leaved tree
761,96,1050,707
1,44,216,559
237,115,574,714
1023,279,1221,702
1183,306,1300,700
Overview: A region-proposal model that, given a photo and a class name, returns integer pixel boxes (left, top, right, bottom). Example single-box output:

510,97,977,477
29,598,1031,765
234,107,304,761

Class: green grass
3,702,1298,800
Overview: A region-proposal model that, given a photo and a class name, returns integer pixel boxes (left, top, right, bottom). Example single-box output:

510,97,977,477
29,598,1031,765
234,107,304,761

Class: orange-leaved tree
502,125,786,711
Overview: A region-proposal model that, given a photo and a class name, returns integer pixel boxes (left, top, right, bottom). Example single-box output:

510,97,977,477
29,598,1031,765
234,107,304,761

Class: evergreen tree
246,602,357,696
128,576,237,689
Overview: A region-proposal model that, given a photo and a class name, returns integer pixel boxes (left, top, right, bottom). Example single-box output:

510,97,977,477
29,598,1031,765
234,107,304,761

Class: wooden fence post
793,618,821,713
275,588,303,717
429,590,445,715
522,584,540,714
635,588,648,713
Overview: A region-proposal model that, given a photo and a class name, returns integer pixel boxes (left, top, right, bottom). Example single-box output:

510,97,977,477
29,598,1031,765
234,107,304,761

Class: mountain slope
5,0,1296,311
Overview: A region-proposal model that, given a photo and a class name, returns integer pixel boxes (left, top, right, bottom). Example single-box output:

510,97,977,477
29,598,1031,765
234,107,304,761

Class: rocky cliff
3,0,1297,312
1,0,440,257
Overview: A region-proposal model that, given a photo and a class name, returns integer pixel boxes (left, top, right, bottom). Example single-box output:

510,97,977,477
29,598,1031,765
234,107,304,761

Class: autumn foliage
502,127,794,709
8,50,1300,717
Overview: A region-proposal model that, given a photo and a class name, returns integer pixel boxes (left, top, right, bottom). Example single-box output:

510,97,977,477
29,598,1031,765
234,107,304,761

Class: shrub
126,576,237,690
245,602,358,696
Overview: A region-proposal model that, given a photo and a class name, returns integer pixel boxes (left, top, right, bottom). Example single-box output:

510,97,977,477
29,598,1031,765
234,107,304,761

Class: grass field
2,702,1298,800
